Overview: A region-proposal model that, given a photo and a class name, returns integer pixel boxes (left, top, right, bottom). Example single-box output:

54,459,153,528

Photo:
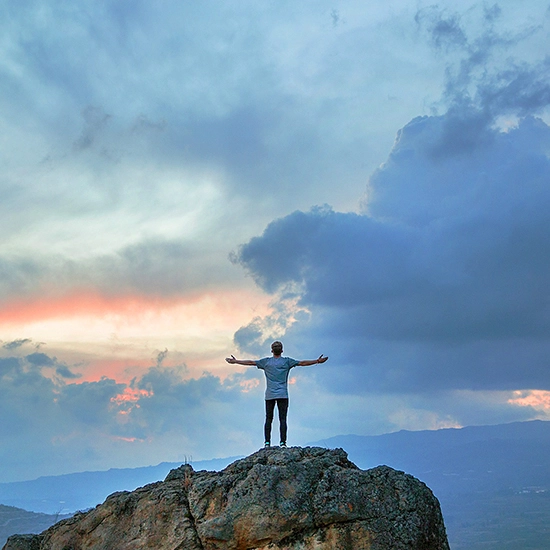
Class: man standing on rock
226,341,328,448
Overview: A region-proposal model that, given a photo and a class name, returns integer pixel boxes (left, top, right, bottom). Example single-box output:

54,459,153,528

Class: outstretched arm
225,355,257,366
298,355,328,366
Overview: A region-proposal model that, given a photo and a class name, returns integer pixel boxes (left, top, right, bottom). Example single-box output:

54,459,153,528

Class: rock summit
4,446,449,549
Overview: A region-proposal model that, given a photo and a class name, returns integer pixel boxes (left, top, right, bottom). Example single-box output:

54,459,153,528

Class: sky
1,0,550,483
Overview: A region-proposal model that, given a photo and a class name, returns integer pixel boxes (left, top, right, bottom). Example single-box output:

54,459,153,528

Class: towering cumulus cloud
235,114,550,393
234,8,550,409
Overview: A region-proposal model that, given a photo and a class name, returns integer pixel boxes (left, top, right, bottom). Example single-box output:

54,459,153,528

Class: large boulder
3,446,449,550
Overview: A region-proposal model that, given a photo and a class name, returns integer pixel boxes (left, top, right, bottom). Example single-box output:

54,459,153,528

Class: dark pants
264,398,289,444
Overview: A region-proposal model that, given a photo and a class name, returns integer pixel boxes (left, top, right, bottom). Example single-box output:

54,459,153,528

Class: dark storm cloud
234,108,550,392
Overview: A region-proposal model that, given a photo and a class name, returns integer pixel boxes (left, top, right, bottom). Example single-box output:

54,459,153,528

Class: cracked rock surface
3,447,450,550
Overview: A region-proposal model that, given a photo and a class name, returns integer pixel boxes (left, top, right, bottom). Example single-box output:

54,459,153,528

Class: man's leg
277,398,289,444
264,399,276,444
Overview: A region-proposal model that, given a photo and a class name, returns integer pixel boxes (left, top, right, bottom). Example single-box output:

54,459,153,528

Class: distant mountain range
0,505,71,549
0,456,239,515
1,420,549,550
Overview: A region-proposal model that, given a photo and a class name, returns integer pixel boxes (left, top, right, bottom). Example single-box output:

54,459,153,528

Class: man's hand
317,355,328,364
225,355,237,364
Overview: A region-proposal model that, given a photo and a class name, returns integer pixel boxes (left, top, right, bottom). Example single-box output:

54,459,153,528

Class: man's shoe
264,441,271,448
280,442,287,448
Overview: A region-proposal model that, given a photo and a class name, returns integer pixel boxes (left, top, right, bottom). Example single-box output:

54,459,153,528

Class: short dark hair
271,341,283,353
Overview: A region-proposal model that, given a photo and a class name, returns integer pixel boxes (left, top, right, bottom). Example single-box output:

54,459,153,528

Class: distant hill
0,456,239,515
0,505,71,548
311,420,550,550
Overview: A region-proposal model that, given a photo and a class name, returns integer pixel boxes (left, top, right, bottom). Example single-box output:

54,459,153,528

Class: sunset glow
0,287,273,383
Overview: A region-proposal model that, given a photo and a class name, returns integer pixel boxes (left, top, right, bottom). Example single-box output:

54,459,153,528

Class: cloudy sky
2,0,550,483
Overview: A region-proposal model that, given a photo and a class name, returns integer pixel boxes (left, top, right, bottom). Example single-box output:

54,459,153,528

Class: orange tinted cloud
508,390,550,411
111,387,153,405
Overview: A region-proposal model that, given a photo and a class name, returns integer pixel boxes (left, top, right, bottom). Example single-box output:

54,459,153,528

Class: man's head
271,341,283,356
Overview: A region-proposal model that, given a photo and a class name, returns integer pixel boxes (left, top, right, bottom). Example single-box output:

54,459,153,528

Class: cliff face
3,446,450,550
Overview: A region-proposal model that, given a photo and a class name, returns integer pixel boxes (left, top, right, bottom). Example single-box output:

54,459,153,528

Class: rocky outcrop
3,446,449,550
